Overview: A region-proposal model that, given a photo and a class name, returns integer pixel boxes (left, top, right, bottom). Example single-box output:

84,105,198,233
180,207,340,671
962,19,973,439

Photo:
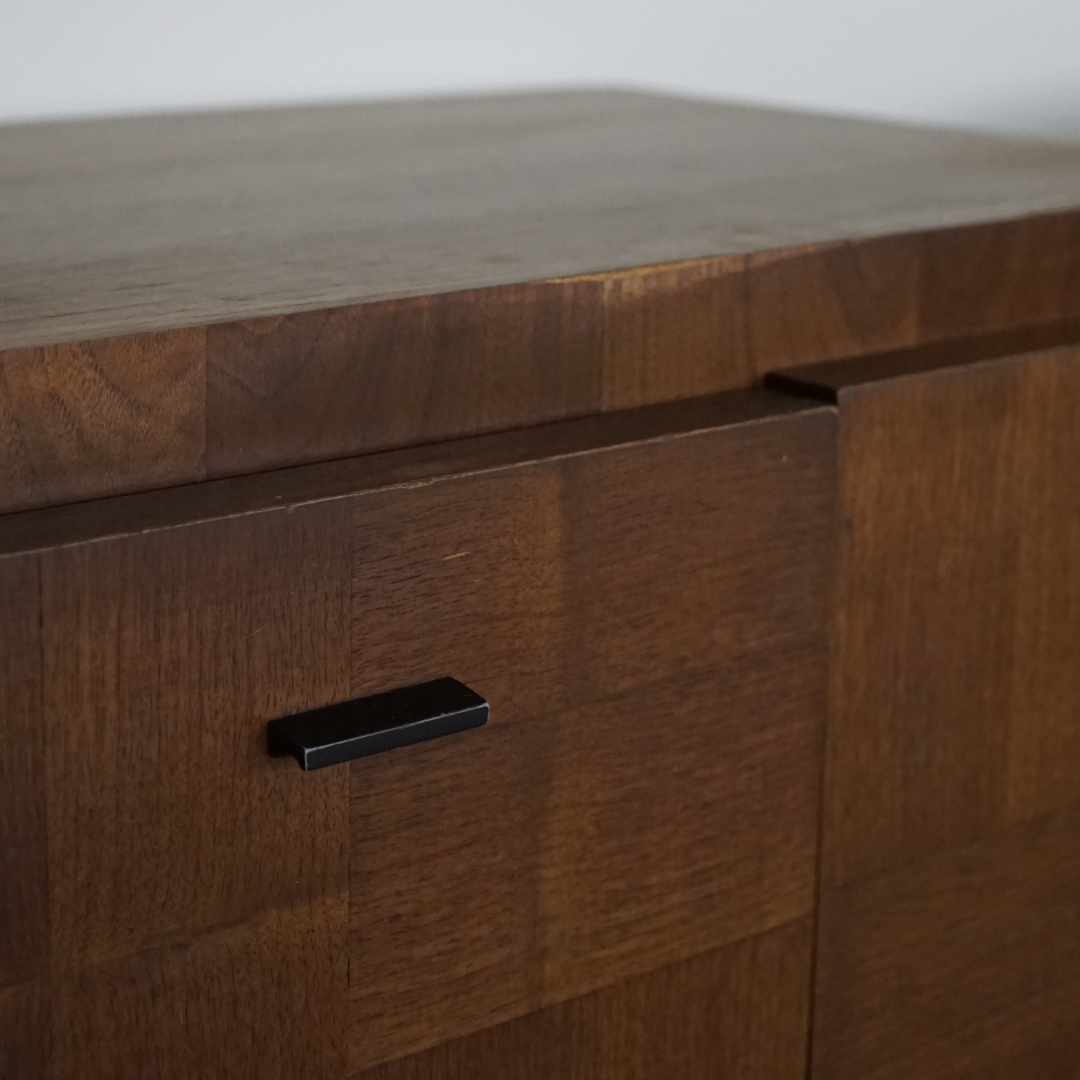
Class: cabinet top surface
4,89,1080,350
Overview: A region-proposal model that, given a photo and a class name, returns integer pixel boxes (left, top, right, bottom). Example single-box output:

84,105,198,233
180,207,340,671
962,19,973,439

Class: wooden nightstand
2,90,1079,1079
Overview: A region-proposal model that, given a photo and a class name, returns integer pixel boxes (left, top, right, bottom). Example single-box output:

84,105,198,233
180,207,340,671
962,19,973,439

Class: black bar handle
267,676,489,770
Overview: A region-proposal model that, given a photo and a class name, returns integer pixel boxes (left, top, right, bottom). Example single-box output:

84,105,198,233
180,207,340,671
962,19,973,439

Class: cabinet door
774,340,1080,1080
0,391,835,1080
344,395,835,1078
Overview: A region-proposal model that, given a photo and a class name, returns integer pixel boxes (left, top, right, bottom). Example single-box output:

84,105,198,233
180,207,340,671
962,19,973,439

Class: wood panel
816,809,1080,1080
746,234,920,373
0,499,353,1078
0,555,49,1080
597,254,752,409
0,981,48,1080
536,674,818,996
353,916,813,1080
0,391,833,1076
4,211,1077,511
0,556,47,987
773,342,1080,1079
206,281,604,477
42,501,352,1079
0,329,206,513
348,711,550,1071
4,89,1080,510
47,905,346,1080
919,212,1080,340
1001,355,1080,821
350,463,566,718
347,404,836,1072
6,91,1080,352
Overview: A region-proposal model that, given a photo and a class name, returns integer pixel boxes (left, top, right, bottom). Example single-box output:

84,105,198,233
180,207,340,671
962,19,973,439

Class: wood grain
774,341,1080,1079
0,329,206,513
0,499,353,1078
41,504,350,966
43,502,351,1079
0,555,47,988
1001,354,1080,820
3,90,1080,509
796,343,1080,886
5,212,1077,511
347,404,835,1071
48,905,346,1080
353,916,814,1080
207,281,604,476
348,712,551,1070
597,255,752,409
0,981,48,1080
5,91,1080,351
350,463,566,719
0,391,816,559
816,807,1080,1080
0,390,833,1077
919,212,1080,340
536,674,819,996
0,555,48,1080
747,235,920,372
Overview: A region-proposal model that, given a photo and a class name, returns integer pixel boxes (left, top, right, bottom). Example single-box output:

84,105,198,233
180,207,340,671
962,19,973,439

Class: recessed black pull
267,676,489,770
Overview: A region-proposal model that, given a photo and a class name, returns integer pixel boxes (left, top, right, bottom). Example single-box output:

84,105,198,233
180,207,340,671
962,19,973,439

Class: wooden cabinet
1,394,835,1078
4,90,1080,1078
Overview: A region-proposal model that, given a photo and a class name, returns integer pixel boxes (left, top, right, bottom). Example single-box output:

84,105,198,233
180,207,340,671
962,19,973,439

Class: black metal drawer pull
267,676,488,770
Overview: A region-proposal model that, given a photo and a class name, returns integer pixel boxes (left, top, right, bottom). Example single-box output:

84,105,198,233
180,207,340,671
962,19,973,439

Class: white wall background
2,0,1078,139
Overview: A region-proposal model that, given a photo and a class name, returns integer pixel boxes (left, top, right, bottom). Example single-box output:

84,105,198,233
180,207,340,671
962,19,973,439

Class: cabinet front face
346,404,836,1077
0,502,354,1080
0,393,836,1080
799,346,1080,1080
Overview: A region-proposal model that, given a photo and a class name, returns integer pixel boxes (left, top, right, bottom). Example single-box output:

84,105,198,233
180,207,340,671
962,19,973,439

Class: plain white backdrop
1,0,1078,139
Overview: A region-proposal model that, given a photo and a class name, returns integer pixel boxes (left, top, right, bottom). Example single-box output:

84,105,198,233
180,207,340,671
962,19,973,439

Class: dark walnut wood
771,337,1080,1080
0,330,206,514
6,92,1080,351
3,91,1080,511
5,89,1080,1080
354,917,814,1080
0,390,834,1078
346,402,835,1071
1,503,353,1080
0,558,48,1079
